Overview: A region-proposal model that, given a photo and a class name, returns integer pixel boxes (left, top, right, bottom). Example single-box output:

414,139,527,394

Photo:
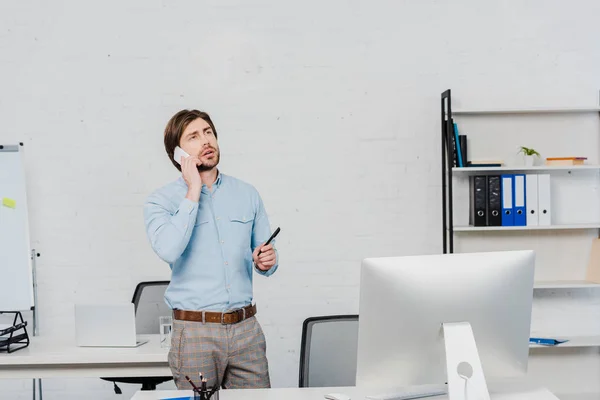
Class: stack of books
545,157,587,166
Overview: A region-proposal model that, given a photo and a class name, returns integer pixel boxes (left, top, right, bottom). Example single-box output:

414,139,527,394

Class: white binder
537,174,552,226
526,175,539,226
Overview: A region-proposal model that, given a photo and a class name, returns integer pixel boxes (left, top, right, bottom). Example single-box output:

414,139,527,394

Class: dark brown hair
164,109,218,171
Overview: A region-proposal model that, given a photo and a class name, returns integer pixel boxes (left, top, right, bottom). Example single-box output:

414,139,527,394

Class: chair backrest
132,281,171,334
298,315,359,387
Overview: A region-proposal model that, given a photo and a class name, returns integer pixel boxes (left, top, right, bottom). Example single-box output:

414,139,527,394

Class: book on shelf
448,121,467,167
545,157,588,166
466,160,504,168
459,134,467,167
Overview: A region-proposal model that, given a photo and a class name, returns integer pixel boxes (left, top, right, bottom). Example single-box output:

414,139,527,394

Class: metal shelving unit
441,89,600,254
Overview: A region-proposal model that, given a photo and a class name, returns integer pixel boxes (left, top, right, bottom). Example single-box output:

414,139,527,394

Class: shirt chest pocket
191,216,211,244
194,216,210,227
229,215,254,248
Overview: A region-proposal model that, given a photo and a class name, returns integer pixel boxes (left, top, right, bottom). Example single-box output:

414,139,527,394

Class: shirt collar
201,170,223,194
177,170,223,191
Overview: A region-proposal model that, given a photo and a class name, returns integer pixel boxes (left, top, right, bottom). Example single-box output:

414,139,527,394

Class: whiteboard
0,145,34,311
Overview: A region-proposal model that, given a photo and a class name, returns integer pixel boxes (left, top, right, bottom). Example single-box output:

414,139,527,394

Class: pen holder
193,386,220,400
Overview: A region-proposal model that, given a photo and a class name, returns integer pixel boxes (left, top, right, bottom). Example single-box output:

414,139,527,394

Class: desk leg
32,378,43,400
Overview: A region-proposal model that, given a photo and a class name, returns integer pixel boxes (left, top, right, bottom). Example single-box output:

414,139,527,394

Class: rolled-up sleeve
251,191,279,277
144,195,199,265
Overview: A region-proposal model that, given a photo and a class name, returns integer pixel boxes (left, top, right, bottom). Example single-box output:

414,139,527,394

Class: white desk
131,382,560,400
0,334,170,379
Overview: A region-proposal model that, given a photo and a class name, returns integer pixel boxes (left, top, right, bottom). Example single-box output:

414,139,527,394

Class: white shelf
450,107,600,115
534,280,600,289
452,165,600,175
453,224,600,232
529,335,600,349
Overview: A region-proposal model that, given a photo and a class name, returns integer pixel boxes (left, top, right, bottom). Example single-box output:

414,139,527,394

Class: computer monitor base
443,322,491,400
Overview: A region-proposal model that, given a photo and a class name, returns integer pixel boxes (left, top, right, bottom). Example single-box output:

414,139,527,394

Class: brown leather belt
173,304,257,324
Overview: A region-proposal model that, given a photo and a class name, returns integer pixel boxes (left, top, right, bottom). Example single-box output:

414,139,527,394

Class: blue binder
501,175,514,226
529,337,569,346
513,174,527,226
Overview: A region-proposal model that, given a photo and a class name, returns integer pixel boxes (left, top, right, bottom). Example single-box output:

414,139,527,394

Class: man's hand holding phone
175,146,203,202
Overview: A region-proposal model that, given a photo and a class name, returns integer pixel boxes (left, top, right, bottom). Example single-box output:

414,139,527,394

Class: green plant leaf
518,146,540,156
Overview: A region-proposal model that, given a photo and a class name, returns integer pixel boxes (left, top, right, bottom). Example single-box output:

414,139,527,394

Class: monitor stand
442,322,491,400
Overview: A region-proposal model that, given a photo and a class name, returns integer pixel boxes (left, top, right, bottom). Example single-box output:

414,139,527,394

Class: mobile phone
174,146,190,165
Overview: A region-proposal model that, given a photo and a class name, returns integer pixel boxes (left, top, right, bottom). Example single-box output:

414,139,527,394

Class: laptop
75,303,148,347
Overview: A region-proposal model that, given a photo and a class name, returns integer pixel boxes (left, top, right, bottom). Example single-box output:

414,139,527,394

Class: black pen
201,378,208,400
258,227,280,255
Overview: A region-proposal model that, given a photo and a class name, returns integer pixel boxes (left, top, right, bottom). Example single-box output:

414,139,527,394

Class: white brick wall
1,0,600,398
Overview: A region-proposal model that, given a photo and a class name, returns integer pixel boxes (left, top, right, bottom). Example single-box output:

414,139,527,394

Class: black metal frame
0,311,30,353
441,90,455,254
298,314,359,387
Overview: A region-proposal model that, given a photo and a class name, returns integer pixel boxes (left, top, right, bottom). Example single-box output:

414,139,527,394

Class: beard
197,149,220,171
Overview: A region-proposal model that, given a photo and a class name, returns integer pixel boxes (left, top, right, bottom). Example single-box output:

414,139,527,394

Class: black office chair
298,315,359,388
101,281,174,394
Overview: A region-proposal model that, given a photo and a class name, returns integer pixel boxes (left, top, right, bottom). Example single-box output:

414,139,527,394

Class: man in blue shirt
144,109,278,390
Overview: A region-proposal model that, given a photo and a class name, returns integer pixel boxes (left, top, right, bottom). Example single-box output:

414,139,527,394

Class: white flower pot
524,155,535,167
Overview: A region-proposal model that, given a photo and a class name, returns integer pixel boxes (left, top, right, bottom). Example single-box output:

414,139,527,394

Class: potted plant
518,146,540,167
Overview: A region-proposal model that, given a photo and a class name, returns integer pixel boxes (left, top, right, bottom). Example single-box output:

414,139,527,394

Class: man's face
179,118,220,171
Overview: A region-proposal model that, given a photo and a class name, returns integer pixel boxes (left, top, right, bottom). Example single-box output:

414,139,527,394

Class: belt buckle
221,310,236,325
221,308,245,324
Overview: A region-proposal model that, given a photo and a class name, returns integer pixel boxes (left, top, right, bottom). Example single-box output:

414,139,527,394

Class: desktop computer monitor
355,250,535,392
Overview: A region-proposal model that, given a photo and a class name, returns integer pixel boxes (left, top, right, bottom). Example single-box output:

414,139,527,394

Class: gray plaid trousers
168,316,271,389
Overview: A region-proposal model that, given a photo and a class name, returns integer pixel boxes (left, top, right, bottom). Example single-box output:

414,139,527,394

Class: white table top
131,381,560,400
0,334,167,365
0,334,170,379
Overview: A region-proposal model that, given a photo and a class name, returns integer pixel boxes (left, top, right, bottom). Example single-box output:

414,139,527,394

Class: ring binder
0,311,30,353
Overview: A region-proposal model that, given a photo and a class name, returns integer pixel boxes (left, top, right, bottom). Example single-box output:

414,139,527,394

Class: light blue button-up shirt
143,172,278,312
